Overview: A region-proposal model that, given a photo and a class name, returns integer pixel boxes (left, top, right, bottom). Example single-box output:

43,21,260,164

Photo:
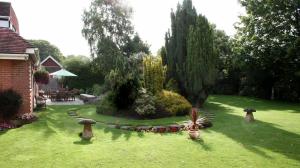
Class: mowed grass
0,95,299,168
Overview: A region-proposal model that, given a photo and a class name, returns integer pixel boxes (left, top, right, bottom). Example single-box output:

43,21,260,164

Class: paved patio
46,97,84,105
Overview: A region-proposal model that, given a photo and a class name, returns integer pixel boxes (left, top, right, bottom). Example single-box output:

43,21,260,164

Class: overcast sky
4,0,244,56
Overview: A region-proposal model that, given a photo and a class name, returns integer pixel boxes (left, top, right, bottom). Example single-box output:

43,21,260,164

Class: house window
0,19,9,28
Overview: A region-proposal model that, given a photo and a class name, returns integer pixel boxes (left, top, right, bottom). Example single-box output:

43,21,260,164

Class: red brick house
0,2,39,117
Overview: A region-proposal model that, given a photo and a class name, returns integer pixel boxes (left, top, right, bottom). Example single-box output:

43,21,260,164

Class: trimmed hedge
155,90,192,116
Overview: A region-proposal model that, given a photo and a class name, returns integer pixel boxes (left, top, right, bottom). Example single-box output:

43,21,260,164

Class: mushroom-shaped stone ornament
78,119,96,140
244,108,256,122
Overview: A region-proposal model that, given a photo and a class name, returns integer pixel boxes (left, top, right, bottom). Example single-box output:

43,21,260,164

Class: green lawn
0,95,299,168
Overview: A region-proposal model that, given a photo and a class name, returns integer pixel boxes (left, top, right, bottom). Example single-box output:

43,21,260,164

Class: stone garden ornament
78,119,96,140
244,108,256,122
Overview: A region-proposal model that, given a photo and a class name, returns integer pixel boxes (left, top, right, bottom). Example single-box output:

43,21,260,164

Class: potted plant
34,70,50,84
188,108,200,139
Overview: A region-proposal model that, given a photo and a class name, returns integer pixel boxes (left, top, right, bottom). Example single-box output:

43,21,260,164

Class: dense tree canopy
63,55,104,90
82,0,149,75
234,0,300,101
122,34,150,57
29,39,64,62
212,27,241,95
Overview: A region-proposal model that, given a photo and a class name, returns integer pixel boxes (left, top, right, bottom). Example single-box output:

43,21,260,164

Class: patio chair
69,90,76,101
50,92,57,102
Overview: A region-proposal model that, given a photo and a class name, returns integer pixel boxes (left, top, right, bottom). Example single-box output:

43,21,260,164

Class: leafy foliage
105,55,143,109
134,88,156,116
82,0,133,55
82,0,149,76
165,78,179,93
63,55,104,90
212,28,240,95
122,34,150,57
96,93,117,115
234,0,300,101
92,84,105,96
143,55,165,94
0,89,22,120
29,39,64,61
155,90,192,117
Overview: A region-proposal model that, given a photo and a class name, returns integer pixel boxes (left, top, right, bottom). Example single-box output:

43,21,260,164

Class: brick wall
0,59,32,115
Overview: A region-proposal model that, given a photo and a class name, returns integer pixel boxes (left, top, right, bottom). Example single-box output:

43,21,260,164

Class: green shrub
92,84,105,96
105,69,140,109
134,88,156,116
0,89,23,120
155,90,192,116
96,93,117,115
165,78,179,93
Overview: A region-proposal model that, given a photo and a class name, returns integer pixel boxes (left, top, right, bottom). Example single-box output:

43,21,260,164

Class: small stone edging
67,111,213,133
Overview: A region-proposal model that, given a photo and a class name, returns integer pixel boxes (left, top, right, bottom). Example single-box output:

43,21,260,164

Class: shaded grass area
0,95,299,168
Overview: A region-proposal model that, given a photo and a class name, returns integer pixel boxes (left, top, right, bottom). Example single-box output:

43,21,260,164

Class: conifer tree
186,15,216,105
165,0,197,95
164,0,216,105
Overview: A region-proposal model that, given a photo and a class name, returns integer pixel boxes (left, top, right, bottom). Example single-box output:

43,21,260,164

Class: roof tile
0,28,32,54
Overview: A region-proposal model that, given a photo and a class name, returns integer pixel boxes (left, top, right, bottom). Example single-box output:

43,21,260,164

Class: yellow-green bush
143,55,166,94
155,90,192,116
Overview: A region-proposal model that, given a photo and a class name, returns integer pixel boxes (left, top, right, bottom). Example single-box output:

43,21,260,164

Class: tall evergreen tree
165,0,197,95
164,0,216,105
186,15,216,105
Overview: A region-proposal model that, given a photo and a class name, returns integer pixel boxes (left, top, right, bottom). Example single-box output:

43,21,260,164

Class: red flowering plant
34,70,49,84
190,108,199,130
17,113,38,123
0,122,15,130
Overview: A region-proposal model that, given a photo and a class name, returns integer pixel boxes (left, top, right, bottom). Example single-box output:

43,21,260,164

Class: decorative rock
78,119,96,140
152,126,167,133
120,125,135,131
68,111,78,116
136,126,152,132
168,125,181,132
107,124,118,129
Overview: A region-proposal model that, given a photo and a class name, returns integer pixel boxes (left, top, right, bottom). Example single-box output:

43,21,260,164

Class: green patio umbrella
50,69,77,77
50,69,77,88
